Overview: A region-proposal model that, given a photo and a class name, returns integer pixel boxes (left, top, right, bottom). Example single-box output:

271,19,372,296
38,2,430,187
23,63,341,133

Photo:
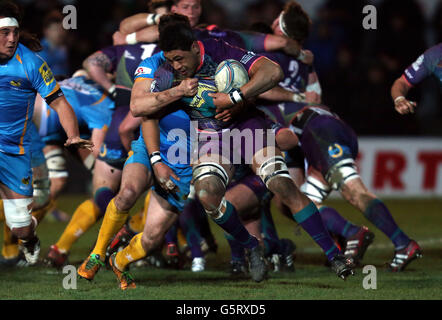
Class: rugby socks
225,233,245,262
319,206,360,238
165,221,178,244
94,187,116,218
115,233,146,271
91,198,129,259
179,200,204,258
260,202,282,256
212,201,259,249
364,199,410,249
32,198,55,224
56,199,100,253
293,202,340,261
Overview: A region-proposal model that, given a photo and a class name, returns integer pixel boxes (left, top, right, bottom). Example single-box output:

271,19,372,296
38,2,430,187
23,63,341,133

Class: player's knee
45,148,68,179
115,185,138,211
300,176,331,204
33,176,51,209
3,198,34,239
193,162,228,207
256,155,292,189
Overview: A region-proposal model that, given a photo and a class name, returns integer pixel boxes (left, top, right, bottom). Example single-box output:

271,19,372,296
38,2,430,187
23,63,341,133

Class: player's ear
191,41,199,55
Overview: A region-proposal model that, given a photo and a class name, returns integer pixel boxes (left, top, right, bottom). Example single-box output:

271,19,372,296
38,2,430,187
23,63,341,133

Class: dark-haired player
0,1,92,265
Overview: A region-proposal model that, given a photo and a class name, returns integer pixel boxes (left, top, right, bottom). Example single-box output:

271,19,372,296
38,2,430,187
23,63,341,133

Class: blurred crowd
16,0,442,136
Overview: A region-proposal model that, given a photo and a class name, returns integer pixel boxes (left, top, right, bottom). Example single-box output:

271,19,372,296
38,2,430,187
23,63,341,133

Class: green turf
0,196,441,300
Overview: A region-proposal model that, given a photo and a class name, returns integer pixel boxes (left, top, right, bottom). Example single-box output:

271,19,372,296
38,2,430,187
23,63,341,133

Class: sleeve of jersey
402,52,431,87
210,39,265,75
134,51,165,82
28,54,60,99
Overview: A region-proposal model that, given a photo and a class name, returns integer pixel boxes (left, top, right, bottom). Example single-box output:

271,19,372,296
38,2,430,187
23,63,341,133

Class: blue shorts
125,138,192,212
0,151,33,196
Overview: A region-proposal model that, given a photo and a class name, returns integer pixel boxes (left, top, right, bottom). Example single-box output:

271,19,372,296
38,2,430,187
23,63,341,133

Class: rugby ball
214,59,249,93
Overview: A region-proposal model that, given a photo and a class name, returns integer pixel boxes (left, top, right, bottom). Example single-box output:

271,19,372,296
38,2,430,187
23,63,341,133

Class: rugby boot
344,226,375,265
20,236,40,265
246,245,267,282
109,253,136,290
105,223,136,265
280,238,296,272
77,253,104,281
330,254,355,280
44,244,68,268
230,260,247,276
388,240,422,272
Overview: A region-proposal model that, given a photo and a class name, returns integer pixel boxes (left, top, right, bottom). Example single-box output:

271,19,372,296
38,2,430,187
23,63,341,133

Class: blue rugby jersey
0,43,59,155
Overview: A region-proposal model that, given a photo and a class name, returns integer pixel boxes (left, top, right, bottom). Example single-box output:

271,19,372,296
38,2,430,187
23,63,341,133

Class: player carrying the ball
131,13,355,280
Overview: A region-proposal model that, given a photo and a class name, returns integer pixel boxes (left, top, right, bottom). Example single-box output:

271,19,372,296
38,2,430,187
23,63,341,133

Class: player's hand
304,91,320,103
209,92,234,111
64,137,94,151
112,31,127,45
394,97,417,114
177,78,198,97
215,100,246,122
299,49,314,65
153,162,180,193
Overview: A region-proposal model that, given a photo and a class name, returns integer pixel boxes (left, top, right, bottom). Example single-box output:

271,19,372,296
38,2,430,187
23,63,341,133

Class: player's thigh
92,159,122,193
141,190,178,245
226,182,259,214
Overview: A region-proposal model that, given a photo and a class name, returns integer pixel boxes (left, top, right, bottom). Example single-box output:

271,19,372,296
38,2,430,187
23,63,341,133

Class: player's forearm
129,26,159,43
83,52,114,92
258,86,299,102
131,86,184,117
141,118,160,154
119,113,141,152
241,58,283,100
391,77,411,101
120,13,150,34
265,34,301,57
50,96,80,139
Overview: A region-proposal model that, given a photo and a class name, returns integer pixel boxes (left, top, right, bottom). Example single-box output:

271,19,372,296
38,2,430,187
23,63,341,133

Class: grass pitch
0,195,441,300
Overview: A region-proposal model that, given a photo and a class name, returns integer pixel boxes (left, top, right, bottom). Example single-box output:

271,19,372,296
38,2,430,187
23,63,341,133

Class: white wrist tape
108,85,116,94
126,32,137,44
292,92,306,102
150,151,162,166
146,13,158,26
0,17,19,28
394,96,406,104
306,82,322,96
229,89,244,105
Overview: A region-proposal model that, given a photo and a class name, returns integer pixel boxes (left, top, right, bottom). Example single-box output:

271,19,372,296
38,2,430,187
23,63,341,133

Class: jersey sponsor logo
135,66,152,77
412,54,424,71
39,62,55,86
240,51,256,65
328,143,344,158
10,80,21,87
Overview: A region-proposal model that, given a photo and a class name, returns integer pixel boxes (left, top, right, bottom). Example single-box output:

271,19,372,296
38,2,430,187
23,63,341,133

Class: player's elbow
269,63,284,86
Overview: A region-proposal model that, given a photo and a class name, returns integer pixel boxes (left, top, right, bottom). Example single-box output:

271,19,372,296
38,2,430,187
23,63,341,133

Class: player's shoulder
16,43,44,66
423,43,442,61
